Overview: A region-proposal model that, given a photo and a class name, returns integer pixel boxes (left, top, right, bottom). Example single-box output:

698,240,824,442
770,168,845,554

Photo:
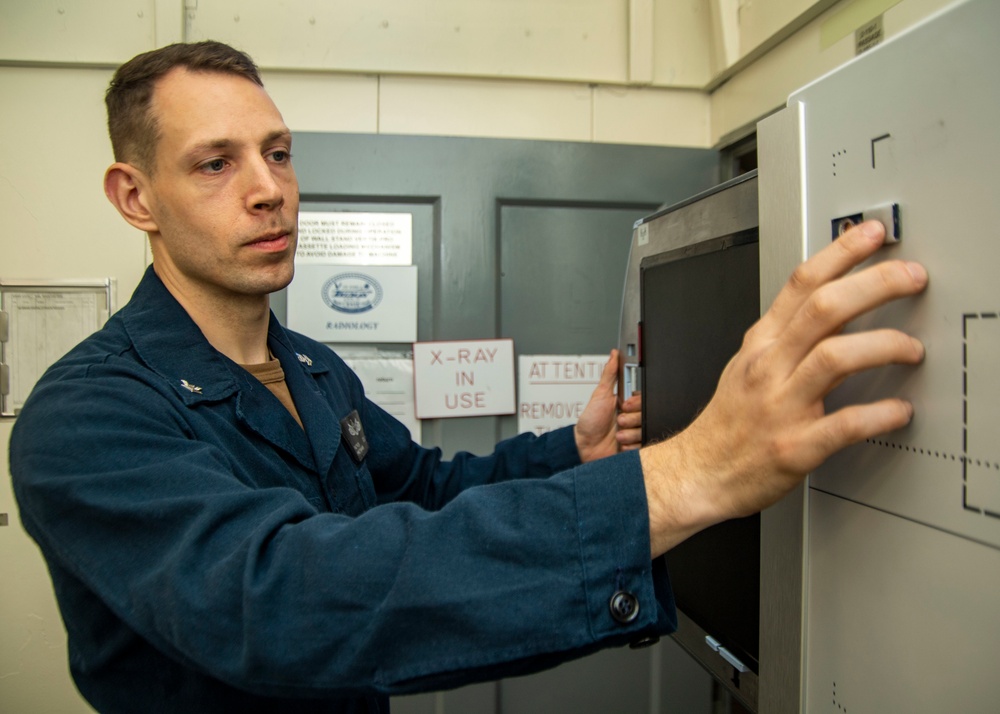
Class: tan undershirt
240,356,304,429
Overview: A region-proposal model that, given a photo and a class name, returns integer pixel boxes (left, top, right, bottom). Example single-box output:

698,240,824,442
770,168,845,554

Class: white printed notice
297,212,412,265
287,265,417,343
5,291,103,411
413,339,515,419
341,356,421,444
517,355,607,436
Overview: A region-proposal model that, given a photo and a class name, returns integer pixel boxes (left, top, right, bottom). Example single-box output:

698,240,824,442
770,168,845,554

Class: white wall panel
710,0,950,145
651,0,712,87
0,0,155,64
186,0,629,84
594,86,709,147
378,76,593,142
710,16,854,145
262,71,379,134
0,68,146,286
736,0,816,58
0,66,142,714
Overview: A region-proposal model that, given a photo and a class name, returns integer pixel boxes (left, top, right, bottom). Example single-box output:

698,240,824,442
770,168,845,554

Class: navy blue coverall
10,267,675,713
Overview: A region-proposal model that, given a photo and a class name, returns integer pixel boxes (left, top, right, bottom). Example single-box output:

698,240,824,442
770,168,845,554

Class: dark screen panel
640,235,760,674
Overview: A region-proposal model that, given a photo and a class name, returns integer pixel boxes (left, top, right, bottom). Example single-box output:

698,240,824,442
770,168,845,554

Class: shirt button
609,590,640,624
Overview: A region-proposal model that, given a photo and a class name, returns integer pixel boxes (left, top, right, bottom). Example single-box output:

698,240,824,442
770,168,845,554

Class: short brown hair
105,41,263,172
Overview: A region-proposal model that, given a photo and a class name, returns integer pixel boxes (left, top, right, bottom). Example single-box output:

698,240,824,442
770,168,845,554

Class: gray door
285,132,718,714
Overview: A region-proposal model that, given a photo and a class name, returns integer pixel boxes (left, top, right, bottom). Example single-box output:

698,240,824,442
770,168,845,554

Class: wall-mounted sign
297,212,412,265
413,339,515,419
287,265,417,343
0,279,115,417
342,356,421,444
517,354,607,436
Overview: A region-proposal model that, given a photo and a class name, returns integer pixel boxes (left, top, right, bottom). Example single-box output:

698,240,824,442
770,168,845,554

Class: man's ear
104,162,158,233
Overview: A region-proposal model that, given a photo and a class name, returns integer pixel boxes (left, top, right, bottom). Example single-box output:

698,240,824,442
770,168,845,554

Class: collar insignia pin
297,353,313,366
180,379,203,394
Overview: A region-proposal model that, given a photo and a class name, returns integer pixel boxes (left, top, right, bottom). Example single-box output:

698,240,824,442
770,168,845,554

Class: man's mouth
246,230,293,252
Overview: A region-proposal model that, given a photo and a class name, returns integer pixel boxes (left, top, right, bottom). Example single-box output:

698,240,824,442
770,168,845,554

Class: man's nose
245,157,284,211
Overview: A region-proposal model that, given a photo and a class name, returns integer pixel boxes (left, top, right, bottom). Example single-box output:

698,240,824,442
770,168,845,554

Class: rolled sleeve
573,449,677,643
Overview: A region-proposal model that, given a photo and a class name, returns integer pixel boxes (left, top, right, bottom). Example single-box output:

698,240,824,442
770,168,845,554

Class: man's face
141,67,299,302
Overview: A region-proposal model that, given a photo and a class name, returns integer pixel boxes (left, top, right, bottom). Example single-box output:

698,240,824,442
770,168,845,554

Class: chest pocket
329,448,377,515
328,410,377,515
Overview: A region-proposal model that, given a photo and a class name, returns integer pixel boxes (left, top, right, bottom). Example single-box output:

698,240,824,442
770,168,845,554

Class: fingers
797,399,915,471
773,259,926,375
593,349,618,398
793,328,925,400
759,221,884,335
616,430,642,450
758,226,927,376
616,391,642,449
760,221,924,345
616,416,642,449
619,391,641,415
602,349,618,382
769,330,923,474
618,397,641,429
572,350,623,463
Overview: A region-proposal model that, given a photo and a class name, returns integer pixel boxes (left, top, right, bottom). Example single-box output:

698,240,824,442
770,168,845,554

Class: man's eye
203,159,226,172
270,150,291,163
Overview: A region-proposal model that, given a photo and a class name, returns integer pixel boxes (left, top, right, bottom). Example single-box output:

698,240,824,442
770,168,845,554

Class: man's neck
155,270,273,365
194,299,272,365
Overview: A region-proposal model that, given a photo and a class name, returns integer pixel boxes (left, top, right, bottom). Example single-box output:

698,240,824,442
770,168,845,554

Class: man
9,42,927,713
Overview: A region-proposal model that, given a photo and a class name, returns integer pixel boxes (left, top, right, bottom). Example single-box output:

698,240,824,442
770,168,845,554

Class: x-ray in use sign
413,339,515,418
